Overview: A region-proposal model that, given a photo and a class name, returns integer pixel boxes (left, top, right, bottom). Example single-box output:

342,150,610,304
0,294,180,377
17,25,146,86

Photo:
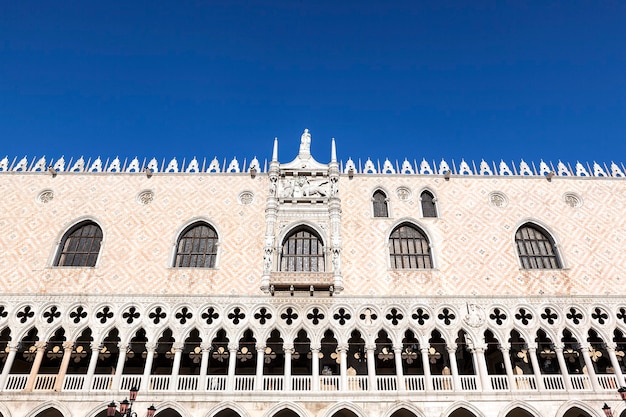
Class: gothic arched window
175,222,218,268
515,223,561,269
280,227,324,272
420,190,438,218
56,221,103,267
372,190,389,217
389,223,432,269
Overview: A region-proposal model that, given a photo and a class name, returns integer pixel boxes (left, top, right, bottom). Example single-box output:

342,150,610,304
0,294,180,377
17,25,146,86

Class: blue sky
1,1,625,167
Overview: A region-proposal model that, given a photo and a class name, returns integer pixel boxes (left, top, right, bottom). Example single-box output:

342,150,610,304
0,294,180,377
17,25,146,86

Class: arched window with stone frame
514,223,561,270
280,226,325,272
174,222,219,268
420,190,438,218
372,189,389,218
388,223,433,269
55,220,103,267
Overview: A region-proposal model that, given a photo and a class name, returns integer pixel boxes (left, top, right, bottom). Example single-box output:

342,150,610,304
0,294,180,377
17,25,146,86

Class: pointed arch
174,221,219,268
514,222,561,269
280,226,325,272
372,189,389,218
54,219,103,267
419,189,438,218
388,222,433,269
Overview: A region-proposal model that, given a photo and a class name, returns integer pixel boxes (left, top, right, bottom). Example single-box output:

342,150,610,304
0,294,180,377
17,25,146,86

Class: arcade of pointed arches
12,402,625,417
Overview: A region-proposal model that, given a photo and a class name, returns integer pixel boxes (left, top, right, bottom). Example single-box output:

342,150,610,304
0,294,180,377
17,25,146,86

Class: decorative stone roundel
306,307,324,325
489,192,507,208
0,305,8,320
437,308,456,326
238,191,254,205
395,186,412,201
563,192,582,208
411,308,430,325
566,307,583,325
489,308,507,326
514,308,533,326
17,306,35,324
333,308,351,325
591,307,609,325
137,190,155,205
70,306,88,324
96,306,114,324
202,307,219,325
175,307,193,325
37,189,54,203
359,308,378,325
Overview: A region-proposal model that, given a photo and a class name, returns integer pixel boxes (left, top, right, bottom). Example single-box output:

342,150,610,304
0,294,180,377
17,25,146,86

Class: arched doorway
33,408,64,417
505,407,537,417
214,409,244,417
329,410,359,417
449,408,477,417
155,408,183,417
562,407,592,417
390,408,419,417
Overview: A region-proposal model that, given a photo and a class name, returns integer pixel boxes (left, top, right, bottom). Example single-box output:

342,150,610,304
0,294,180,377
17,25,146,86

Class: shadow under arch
381,402,426,417
442,402,485,417
27,402,72,417
498,401,542,417
205,402,249,417
324,402,366,417
264,402,310,417
503,408,539,417
562,407,594,417
556,401,600,417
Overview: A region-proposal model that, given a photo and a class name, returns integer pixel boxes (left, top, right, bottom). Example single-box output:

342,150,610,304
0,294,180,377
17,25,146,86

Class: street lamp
106,387,156,417
601,387,626,417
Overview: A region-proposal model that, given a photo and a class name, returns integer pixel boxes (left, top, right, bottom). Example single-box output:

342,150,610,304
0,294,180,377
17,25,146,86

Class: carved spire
272,137,278,162
331,138,337,162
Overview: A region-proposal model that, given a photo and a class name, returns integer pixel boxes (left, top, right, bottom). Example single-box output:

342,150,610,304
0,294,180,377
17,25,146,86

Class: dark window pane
175,223,218,268
389,224,432,269
515,224,561,270
56,221,103,267
280,228,324,272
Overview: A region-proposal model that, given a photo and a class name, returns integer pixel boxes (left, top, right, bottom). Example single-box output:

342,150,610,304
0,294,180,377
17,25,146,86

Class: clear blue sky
1,1,625,167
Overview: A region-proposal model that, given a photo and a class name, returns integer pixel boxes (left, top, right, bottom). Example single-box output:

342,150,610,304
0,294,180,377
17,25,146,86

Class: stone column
140,342,156,391
579,344,601,391
255,345,265,391
393,346,405,391
170,342,184,391
54,341,75,391
227,343,238,391
25,341,47,392
198,343,211,391
0,342,19,390
421,346,433,391
112,343,128,391
499,346,514,391
84,343,101,391
284,344,293,392
528,346,544,391
447,344,460,391
473,346,491,391
606,343,625,386
338,344,348,391
310,345,320,391
366,344,376,391
554,345,573,391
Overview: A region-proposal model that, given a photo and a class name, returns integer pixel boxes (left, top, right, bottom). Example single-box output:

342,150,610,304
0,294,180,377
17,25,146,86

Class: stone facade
0,131,625,417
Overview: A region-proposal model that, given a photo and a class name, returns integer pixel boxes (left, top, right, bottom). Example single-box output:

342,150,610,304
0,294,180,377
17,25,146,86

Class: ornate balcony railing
1,372,624,394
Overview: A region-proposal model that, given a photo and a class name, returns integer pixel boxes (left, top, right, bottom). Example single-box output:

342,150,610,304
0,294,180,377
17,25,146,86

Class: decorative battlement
2,154,625,178
2,126,625,178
